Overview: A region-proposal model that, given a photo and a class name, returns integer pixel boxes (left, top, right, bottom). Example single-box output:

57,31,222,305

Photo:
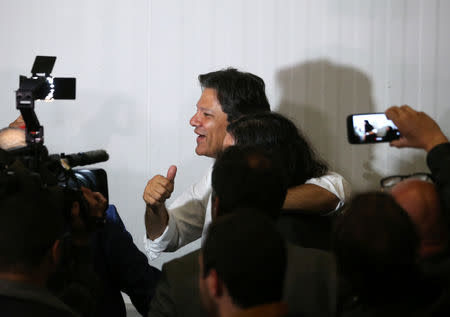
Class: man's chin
195,147,216,158
195,147,205,156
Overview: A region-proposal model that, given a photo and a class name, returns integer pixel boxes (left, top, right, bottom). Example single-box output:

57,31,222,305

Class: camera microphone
50,150,109,168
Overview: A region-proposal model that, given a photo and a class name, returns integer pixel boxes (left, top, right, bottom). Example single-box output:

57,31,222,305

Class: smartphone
347,113,400,144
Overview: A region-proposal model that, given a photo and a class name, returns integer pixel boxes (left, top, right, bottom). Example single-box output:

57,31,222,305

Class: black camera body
2,56,109,230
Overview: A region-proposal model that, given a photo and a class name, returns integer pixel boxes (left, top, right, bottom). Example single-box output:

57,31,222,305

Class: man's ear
206,269,224,298
212,195,220,222
50,240,62,266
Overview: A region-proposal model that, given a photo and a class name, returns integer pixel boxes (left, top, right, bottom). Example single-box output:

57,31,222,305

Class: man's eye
204,113,212,117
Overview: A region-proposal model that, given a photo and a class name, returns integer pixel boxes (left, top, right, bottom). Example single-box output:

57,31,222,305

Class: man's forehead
196,102,226,118
197,88,221,106
392,179,434,195
196,104,225,115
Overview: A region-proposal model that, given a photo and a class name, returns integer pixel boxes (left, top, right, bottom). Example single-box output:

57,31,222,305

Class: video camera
1,56,109,229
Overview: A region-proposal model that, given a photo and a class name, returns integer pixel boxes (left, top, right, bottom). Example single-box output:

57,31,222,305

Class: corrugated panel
1,0,449,265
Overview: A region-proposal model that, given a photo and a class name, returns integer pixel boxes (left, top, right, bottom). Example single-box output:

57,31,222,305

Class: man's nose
190,113,200,127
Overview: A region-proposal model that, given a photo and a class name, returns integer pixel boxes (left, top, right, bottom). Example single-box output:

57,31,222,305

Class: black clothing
364,122,374,133
148,244,337,317
420,251,450,315
339,274,440,317
92,205,161,317
427,142,450,219
424,144,450,316
0,279,79,317
48,205,161,317
148,250,204,317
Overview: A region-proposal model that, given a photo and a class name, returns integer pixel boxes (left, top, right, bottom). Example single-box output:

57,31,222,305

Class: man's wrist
424,135,449,152
145,204,169,240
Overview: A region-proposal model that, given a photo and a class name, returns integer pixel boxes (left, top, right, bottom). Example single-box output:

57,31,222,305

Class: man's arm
143,166,177,240
143,165,212,259
385,105,450,214
283,185,339,213
145,204,170,240
283,172,351,214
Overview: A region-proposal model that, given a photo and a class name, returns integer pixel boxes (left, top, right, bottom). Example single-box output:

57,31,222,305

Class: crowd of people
0,68,449,317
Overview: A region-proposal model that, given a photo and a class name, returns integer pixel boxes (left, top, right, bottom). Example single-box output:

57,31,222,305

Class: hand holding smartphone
347,113,400,144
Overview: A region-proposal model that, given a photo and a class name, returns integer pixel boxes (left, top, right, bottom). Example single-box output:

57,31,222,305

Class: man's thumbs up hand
143,165,178,207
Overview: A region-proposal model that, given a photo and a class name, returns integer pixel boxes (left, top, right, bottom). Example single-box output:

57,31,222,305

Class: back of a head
212,145,287,220
0,127,27,150
333,192,420,301
198,68,270,122
226,112,328,186
202,211,286,308
0,170,64,273
391,179,448,258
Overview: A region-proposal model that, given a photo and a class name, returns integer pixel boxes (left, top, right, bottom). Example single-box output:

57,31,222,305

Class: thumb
389,137,409,148
166,165,177,182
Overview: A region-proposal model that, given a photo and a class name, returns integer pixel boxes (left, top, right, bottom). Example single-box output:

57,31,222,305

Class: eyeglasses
380,173,433,191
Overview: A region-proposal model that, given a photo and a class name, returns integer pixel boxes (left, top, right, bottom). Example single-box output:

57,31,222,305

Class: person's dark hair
212,145,287,220
198,68,270,122
0,170,64,273
202,211,286,308
227,112,328,186
333,192,420,302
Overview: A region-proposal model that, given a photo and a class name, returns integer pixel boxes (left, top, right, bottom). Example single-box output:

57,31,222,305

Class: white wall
1,0,450,270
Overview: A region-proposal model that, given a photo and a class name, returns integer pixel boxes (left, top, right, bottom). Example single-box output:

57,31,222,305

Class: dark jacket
0,279,79,317
92,205,162,317
148,244,337,317
148,250,204,317
427,142,450,221
424,143,450,315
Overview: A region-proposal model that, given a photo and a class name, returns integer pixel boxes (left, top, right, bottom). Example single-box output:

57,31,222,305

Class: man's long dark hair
227,112,328,186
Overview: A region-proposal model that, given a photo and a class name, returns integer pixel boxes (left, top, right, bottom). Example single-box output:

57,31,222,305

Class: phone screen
347,113,400,144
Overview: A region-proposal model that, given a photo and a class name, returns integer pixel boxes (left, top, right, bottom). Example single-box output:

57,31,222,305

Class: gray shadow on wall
0,69,22,123
78,94,141,146
275,59,380,190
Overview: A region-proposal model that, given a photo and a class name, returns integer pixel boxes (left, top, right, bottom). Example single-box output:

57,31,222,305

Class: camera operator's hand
81,187,107,218
71,201,85,231
143,165,177,207
9,115,26,129
70,201,90,245
385,105,448,152
70,189,106,245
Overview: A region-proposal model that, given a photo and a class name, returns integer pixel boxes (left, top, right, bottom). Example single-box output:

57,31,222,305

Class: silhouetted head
0,127,26,150
225,112,328,186
211,145,287,221
391,179,448,259
0,170,64,283
199,211,286,315
333,192,420,302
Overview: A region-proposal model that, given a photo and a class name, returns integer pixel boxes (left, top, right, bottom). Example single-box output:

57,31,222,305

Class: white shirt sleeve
143,165,213,260
305,171,351,214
